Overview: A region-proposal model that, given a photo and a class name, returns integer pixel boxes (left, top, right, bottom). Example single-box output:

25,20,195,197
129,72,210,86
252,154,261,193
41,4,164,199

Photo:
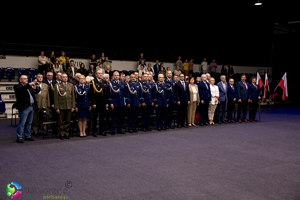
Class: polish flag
263,73,269,102
277,72,288,101
256,72,264,89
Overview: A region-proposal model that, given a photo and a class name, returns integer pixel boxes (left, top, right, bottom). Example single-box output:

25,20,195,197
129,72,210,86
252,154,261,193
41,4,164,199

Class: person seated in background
66,60,77,82
52,59,63,77
38,50,48,77
103,57,112,71
183,59,189,76
248,76,261,122
86,71,94,84
138,52,146,65
145,63,154,77
208,77,219,125
58,51,66,66
89,64,96,76
174,65,182,77
227,65,235,80
137,60,146,71
105,65,112,74
74,75,91,137
138,65,146,80
77,63,87,76
158,65,166,78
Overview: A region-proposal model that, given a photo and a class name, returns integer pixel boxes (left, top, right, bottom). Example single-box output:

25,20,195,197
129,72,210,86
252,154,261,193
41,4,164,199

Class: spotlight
255,1,262,6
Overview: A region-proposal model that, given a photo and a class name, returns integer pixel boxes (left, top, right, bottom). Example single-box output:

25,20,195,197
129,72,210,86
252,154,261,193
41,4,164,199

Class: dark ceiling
1,0,300,66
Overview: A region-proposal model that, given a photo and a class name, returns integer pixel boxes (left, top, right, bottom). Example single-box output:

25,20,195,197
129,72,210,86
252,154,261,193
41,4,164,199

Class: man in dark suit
216,75,228,123
198,74,211,126
248,76,261,122
14,75,40,143
175,73,190,128
236,74,250,122
227,78,237,123
90,69,108,136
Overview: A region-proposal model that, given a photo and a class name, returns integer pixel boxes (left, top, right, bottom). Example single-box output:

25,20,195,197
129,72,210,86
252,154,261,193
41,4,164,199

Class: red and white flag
277,72,288,101
263,73,269,102
256,72,264,89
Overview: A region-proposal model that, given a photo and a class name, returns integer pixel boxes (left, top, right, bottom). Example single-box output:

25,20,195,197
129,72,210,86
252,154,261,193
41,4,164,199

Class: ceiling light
255,1,262,5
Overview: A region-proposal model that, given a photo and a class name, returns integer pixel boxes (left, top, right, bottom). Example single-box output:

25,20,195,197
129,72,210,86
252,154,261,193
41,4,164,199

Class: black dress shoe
25,137,34,141
60,135,64,140
204,122,208,125
200,123,204,126
16,139,24,143
111,131,115,135
157,128,161,131
117,130,125,134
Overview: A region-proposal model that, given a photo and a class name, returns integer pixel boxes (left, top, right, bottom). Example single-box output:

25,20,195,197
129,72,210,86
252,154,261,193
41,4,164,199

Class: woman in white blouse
208,77,219,125
188,77,200,127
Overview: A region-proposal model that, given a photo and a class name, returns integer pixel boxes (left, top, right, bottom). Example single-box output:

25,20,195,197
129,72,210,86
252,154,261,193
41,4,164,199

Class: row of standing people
14,69,261,143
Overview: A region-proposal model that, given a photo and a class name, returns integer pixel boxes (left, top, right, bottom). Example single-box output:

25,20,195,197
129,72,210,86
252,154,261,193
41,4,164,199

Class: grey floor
1,106,300,200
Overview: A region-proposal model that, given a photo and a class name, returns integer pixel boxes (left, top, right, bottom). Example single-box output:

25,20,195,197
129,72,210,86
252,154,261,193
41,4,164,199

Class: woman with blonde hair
208,77,219,125
187,77,200,127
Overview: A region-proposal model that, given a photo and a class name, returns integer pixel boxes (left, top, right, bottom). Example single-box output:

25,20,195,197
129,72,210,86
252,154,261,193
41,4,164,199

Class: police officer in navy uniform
148,75,156,127
139,74,153,131
125,73,144,133
108,71,126,135
164,70,176,129
90,69,108,137
153,74,169,131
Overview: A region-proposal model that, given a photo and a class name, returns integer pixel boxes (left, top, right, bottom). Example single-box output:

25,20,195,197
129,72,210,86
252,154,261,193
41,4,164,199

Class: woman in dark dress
78,63,87,76
74,75,91,137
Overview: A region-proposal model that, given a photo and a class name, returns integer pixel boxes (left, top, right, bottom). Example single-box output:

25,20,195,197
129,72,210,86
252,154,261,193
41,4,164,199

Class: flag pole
274,85,278,92
258,101,261,121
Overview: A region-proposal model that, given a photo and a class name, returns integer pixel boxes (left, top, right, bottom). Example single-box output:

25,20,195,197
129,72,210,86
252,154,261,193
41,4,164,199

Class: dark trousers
199,100,209,123
141,105,151,129
249,100,258,120
166,103,174,127
237,100,248,120
216,101,226,122
156,106,166,128
111,106,124,132
177,102,188,126
127,106,139,130
58,109,71,136
227,101,235,121
92,104,106,133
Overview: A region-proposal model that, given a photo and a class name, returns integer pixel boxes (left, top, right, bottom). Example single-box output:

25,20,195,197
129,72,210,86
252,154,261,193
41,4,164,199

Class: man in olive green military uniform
54,73,75,140
33,73,50,135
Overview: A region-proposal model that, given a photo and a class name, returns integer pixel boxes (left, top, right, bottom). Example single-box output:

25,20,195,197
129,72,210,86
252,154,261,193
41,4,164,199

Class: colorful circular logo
5,182,22,199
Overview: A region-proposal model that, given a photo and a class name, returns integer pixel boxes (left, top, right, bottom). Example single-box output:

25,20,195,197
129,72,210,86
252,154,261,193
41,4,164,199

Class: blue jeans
17,106,34,139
